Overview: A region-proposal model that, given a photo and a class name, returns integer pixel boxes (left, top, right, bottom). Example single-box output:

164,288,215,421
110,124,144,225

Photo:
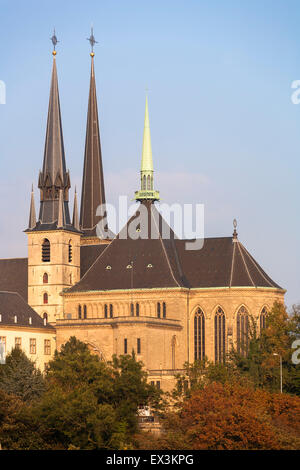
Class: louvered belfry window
194,308,205,361
237,306,249,356
42,239,50,262
214,307,226,363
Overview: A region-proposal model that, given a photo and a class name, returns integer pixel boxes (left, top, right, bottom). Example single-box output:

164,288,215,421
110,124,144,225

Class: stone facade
27,230,81,324
55,286,284,391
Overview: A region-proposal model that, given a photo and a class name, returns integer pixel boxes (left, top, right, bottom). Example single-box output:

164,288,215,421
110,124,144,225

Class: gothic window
147,175,151,190
109,304,113,318
136,303,140,317
137,338,141,354
157,302,161,318
43,273,48,284
260,307,268,331
130,303,134,316
42,239,50,262
163,302,166,318
214,307,226,363
104,304,108,319
124,338,128,354
43,293,48,305
68,240,72,263
78,305,82,319
237,306,249,356
194,308,205,361
43,312,48,322
83,305,87,319
142,175,146,190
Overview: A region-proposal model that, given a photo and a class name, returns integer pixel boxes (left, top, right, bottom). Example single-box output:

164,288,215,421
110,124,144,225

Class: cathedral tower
25,33,81,324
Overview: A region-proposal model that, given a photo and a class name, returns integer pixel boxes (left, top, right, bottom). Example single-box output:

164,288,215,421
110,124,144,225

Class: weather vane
51,28,59,55
87,26,98,55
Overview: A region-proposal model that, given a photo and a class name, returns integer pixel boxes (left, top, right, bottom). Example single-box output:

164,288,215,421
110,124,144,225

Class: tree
28,337,161,449
230,302,300,395
134,382,300,450
0,347,45,402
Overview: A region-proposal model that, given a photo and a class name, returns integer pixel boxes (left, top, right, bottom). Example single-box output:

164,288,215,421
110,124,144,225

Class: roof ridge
237,242,255,287
229,241,236,287
151,206,181,288
239,242,275,288
0,257,27,261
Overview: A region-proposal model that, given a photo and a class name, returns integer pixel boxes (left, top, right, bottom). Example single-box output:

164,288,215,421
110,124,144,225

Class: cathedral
0,34,285,390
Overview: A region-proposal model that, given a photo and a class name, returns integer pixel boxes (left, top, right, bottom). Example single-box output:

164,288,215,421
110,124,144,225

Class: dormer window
147,264,153,268
126,264,133,269
106,265,112,270
14,315,17,323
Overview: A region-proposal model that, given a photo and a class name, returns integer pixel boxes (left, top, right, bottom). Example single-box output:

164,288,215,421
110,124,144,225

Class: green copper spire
135,95,160,202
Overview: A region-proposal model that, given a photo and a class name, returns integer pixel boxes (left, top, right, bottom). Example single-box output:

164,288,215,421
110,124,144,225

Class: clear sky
0,0,299,307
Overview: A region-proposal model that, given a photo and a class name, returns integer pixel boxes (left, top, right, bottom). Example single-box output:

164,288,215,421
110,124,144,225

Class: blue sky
0,0,299,307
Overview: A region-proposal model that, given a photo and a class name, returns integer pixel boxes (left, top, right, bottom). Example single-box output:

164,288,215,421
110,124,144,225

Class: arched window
68,240,72,263
83,305,87,319
43,293,48,305
147,175,151,190
42,239,50,262
43,273,48,284
130,303,134,316
163,302,166,319
214,307,226,363
143,175,146,190
136,303,140,317
194,308,205,361
157,302,161,318
43,312,48,322
237,306,249,356
109,304,113,318
104,304,108,319
260,307,268,331
78,305,82,319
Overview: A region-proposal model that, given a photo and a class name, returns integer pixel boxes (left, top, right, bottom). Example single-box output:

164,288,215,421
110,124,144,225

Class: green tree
0,347,45,402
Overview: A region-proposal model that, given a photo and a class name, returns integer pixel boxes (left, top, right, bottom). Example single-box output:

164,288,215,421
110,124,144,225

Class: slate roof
0,291,54,329
0,258,28,301
68,202,283,293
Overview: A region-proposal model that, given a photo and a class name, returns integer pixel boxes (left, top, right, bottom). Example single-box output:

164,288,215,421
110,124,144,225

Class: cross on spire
87,26,98,54
51,28,59,53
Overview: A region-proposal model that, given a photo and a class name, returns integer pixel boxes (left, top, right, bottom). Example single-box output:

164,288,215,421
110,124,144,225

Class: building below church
0,36,285,389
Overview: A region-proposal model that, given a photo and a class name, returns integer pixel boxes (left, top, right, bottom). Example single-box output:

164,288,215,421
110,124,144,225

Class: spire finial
233,218,238,240
51,28,59,56
87,25,98,56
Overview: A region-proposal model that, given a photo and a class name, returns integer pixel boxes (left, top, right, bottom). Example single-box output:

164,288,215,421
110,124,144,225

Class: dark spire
80,33,108,238
28,185,37,230
34,35,77,232
72,188,80,231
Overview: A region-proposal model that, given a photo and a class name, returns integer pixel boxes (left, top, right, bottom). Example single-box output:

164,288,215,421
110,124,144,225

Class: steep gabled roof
68,202,282,294
70,201,185,292
0,291,54,329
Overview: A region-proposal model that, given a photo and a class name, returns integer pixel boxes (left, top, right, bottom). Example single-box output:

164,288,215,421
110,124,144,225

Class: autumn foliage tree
134,381,300,450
